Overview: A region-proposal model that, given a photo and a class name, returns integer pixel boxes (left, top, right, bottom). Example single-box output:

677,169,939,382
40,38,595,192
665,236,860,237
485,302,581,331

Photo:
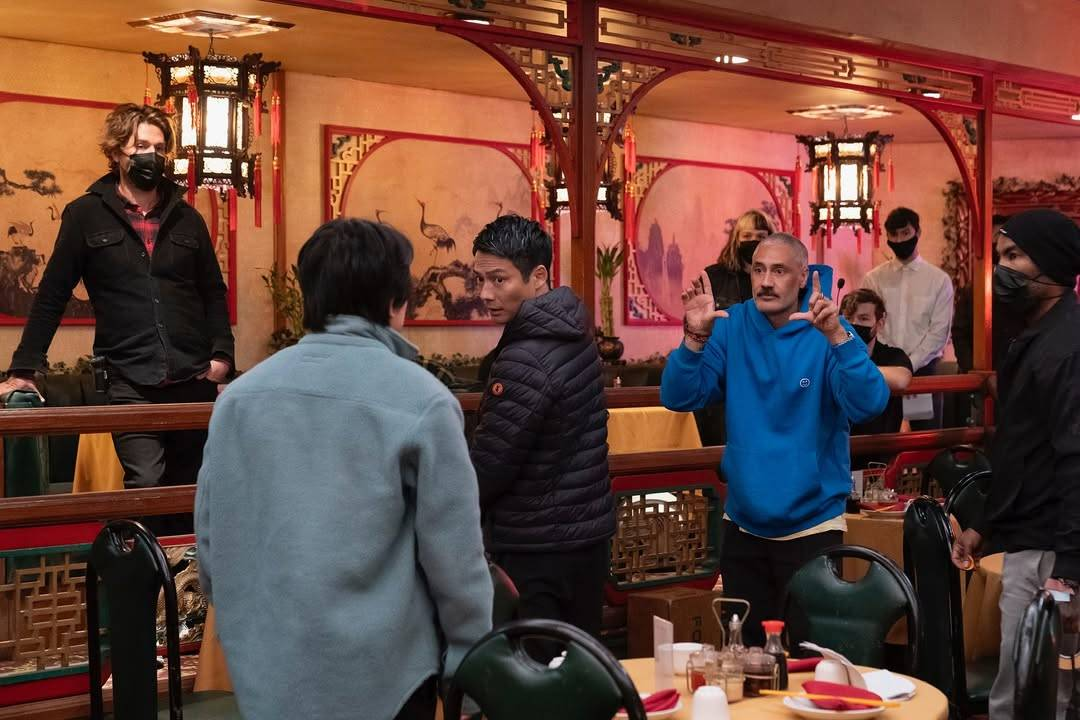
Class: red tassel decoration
144,65,153,106
187,80,199,136
271,90,282,228
624,119,637,174
792,157,801,235
530,122,542,221
270,90,281,147
254,156,263,228
888,154,895,192
228,188,237,232
809,162,818,207
253,81,262,138
186,149,196,205
825,204,833,249
164,97,175,115
872,201,881,248
855,226,864,255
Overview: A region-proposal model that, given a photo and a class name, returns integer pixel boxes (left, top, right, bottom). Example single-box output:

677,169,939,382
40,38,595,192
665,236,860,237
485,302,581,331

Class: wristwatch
832,331,854,348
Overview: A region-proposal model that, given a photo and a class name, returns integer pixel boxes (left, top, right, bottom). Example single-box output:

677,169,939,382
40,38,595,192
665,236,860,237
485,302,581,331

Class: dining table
620,657,948,719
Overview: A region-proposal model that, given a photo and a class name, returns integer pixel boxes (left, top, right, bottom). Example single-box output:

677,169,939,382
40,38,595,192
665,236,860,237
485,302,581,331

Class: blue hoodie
660,268,889,538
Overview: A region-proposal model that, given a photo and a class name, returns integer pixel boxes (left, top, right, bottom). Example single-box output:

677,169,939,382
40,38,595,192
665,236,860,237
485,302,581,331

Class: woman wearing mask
704,209,775,311
696,210,774,447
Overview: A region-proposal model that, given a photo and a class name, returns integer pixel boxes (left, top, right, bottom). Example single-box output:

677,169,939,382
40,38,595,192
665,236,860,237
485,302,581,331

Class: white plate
615,694,683,719
862,669,917,700
782,696,885,719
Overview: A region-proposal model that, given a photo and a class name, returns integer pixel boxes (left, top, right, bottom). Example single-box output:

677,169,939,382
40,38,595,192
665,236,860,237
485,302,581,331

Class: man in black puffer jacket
470,215,615,642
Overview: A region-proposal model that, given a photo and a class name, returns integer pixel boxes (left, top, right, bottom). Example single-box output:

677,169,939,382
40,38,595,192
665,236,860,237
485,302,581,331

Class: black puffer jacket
471,286,615,552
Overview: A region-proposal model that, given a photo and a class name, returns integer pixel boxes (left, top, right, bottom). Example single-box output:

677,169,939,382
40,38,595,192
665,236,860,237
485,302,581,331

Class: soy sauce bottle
762,620,788,690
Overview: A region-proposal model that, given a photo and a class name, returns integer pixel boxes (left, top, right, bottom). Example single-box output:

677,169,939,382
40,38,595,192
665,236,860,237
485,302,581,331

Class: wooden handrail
0,374,990,436
0,426,987,529
608,426,987,476
0,486,195,528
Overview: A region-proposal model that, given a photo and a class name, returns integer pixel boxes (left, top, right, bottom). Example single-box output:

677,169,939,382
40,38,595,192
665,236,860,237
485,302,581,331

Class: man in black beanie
952,208,1080,719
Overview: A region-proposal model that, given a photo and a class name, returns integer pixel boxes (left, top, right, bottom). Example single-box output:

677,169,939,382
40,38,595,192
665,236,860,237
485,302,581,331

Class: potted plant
595,242,625,363
261,264,305,352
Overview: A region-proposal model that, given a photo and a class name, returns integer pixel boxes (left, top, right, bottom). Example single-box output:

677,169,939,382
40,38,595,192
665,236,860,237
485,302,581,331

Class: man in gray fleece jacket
195,218,492,720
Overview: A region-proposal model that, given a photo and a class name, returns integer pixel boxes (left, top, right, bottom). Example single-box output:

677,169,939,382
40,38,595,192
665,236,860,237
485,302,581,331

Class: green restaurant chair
783,544,920,673
923,445,991,498
903,497,995,718
87,520,240,720
444,618,647,720
1014,590,1061,720
944,470,992,534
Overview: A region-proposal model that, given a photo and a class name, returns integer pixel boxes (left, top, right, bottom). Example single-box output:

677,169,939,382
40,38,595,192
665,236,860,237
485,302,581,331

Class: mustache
756,290,778,297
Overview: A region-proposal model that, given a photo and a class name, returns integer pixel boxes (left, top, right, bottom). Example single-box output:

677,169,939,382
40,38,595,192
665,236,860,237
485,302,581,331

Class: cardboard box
626,586,723,658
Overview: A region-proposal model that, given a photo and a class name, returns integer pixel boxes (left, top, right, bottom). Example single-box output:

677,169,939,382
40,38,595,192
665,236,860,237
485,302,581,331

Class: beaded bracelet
683,317,711,345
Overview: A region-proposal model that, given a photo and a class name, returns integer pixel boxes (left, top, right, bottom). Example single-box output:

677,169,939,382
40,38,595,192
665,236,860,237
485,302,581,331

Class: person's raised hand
682,271,729,347
788,271,847,344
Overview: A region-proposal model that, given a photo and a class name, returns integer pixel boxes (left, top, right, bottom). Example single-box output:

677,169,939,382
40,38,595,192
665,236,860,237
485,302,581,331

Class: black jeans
719,520,843,647
107,375,218,536
394,676,436,720
497,541,610,659
909,358,943,430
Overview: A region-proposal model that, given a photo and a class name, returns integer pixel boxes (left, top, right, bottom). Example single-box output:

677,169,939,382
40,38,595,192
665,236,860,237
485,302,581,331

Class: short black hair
884,207,920,234
472,214,552,283
297,218,413,331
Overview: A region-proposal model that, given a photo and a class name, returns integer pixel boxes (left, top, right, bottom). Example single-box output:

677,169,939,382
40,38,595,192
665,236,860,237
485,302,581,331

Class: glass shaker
742,647,778,698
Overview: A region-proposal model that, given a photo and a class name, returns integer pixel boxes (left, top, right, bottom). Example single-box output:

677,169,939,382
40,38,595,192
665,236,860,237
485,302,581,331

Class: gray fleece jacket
195,315,492,719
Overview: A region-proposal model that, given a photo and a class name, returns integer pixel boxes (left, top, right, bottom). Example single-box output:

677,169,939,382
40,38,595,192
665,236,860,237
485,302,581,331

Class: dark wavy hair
297,218,413,331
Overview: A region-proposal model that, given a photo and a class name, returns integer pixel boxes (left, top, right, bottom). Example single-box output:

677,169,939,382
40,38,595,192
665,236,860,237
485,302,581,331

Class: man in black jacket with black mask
0,103,233,533
470,215,614,644
952,209,1080,719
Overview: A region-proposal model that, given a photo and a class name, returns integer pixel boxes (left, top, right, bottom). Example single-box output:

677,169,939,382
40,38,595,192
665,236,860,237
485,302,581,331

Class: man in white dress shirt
861,207,954,429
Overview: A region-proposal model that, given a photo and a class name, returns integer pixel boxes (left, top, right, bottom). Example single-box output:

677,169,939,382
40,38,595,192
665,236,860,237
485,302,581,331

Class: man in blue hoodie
662,232,889,645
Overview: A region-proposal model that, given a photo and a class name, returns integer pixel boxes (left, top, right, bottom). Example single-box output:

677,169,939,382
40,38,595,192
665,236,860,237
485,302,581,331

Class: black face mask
737,240,760,267
993,264,1041,313
125,151,165,191
888,234,918,260
852,323,875,345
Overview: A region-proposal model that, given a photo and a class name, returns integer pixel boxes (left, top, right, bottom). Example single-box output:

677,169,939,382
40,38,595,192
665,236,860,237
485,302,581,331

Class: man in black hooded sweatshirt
952,209,1080,719
470,215,615,646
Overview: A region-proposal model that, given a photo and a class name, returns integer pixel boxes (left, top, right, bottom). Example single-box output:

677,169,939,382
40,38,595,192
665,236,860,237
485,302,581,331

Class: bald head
757,232,808,269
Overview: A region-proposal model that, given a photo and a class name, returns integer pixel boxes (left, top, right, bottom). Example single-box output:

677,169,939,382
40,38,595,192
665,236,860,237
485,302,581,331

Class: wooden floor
0,655,199,720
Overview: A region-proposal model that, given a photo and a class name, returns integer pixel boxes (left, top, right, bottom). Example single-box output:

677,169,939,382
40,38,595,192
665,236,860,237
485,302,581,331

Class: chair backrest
1014,590,1061,720
443,618,647,720
489,561,520,627
923,445,991,497
902,498,967,713
944,470,992,532
783,544,920,672
87,520,183,720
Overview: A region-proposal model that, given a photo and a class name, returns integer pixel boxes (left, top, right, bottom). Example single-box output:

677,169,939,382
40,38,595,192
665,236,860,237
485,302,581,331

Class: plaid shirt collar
118,187,163,255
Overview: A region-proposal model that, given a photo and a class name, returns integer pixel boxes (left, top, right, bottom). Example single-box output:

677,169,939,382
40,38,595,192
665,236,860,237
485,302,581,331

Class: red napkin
621,688,680,714
802,681,882,710
787,657,822,673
